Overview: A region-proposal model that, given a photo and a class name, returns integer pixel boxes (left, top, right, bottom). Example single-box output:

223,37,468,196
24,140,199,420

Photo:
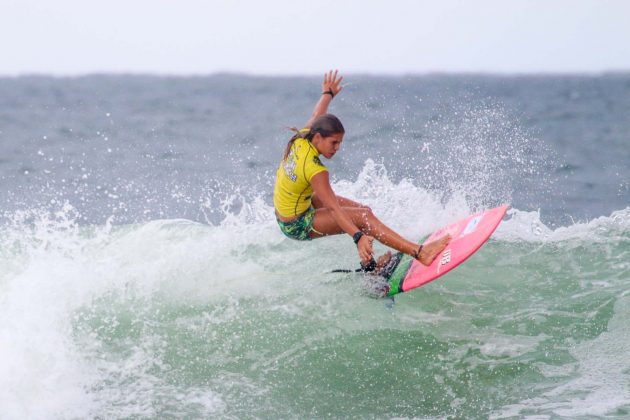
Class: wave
1,160,629,418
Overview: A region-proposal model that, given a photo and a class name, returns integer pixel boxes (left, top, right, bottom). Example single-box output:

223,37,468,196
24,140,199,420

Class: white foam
333,159,473,238
0,208,241,417
497,206,630,243
479,334,548,359
334,160,629,245
0,210,102,417
492,296,630,418
546,296,630,417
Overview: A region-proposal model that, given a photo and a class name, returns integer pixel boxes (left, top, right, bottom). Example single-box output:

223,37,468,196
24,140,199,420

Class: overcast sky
2,0,629,76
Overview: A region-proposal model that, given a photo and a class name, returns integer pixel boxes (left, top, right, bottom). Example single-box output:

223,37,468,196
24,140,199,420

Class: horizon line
2,69,630,79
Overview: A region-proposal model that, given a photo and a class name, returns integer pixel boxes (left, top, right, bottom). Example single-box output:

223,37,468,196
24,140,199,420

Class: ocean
0,74,628,418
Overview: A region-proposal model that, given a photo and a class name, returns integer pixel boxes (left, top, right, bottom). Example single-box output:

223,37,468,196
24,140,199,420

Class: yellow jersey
273,137,328,218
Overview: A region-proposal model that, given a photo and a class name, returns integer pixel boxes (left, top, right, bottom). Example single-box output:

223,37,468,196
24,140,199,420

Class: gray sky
2,0,630,76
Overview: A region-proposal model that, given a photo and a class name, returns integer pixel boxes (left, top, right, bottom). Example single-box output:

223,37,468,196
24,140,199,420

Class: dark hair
283,113,345,159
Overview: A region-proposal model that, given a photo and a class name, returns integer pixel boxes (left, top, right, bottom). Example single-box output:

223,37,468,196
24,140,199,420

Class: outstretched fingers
323,69,343,96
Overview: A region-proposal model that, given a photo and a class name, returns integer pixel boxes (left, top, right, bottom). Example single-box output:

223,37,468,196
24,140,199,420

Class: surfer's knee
357,207,376,227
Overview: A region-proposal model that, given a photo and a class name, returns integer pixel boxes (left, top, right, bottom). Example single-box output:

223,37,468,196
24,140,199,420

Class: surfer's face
313,132,344,159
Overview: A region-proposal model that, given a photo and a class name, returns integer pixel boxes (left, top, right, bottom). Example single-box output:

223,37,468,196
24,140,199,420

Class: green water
60,226,629,418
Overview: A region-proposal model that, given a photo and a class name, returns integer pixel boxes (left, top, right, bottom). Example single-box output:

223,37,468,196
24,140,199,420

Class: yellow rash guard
273,137,328,218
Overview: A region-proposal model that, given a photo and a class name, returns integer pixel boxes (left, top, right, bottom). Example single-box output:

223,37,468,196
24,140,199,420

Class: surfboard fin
330,253,403,277
330,257,377,274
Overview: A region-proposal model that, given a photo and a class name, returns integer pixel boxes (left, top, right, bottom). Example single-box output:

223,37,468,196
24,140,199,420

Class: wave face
1,162,629,418
1,74,629,418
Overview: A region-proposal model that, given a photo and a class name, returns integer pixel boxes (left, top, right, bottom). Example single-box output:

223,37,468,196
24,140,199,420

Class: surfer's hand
357,235,374,263
322,70,343,97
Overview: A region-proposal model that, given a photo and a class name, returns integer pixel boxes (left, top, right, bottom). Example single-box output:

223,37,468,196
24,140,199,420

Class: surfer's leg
311,207,449,265
312,193,369,209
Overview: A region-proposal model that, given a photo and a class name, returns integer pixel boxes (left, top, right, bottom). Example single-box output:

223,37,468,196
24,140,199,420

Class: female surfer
273,70,450,269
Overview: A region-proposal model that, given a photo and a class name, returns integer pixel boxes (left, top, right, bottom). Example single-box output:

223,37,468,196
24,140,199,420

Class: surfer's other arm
310,171,374,262
304,70,343,128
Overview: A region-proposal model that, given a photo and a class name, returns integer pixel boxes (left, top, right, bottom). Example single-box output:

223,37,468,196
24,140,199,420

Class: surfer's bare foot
416,235,451,266
375,251,393,272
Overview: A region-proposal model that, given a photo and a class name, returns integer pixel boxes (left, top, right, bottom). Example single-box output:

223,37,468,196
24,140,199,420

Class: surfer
273,70,450,268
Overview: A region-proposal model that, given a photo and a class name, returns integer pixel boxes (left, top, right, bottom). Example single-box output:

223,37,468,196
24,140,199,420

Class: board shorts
276,207,321,241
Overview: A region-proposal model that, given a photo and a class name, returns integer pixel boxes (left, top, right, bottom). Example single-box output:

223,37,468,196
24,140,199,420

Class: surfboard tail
384,253,413,297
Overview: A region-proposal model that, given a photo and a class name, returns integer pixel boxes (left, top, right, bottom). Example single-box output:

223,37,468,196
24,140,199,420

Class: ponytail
283,127,315,159
282,114,345,160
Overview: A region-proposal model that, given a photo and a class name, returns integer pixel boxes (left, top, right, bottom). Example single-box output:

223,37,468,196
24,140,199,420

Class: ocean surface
0,74,628,419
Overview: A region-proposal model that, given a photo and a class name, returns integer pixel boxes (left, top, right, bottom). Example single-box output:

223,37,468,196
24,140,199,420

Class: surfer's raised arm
304,70,343,128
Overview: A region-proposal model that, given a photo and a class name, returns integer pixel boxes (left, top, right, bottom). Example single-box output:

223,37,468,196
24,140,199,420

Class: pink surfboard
386,205,508,296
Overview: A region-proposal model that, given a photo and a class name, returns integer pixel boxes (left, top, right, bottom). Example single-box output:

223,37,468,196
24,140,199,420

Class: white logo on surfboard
461,215,483,237
436,249,452,274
